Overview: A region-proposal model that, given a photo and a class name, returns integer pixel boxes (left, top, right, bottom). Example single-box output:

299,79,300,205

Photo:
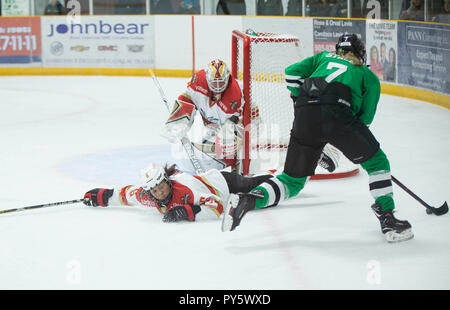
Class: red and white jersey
167,70,243,131
108,169,229,218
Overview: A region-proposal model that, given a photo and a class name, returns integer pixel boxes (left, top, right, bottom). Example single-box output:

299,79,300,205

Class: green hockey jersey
285,51,381,125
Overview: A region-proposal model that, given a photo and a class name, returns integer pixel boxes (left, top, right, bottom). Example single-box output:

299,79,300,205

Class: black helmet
335,34,366,64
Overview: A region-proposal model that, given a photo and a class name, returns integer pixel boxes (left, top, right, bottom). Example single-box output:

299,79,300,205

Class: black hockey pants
284,78,380,178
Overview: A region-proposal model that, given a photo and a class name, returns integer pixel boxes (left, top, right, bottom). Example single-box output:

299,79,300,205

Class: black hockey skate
221,190,264,232
371,203,414,243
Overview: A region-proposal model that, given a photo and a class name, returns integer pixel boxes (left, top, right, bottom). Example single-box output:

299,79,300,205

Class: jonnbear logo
47,20,149,37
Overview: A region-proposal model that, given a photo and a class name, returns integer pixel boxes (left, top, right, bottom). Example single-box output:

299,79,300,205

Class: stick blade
434,201,448,216
427,201,448,216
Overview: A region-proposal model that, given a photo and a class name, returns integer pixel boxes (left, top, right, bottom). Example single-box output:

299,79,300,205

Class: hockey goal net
231,29,359,179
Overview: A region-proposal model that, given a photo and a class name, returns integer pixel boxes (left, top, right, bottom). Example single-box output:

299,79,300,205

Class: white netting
234,31,302,173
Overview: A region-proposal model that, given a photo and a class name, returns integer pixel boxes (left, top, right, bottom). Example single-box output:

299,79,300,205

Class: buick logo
127,45,144,53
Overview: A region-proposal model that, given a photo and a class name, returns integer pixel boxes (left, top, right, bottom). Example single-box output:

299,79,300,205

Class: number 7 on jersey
325,62,348,82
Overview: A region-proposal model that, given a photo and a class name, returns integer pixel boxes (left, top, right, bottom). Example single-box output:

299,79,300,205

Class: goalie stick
148,68,205,174
0,199,85,215
391,175,448,216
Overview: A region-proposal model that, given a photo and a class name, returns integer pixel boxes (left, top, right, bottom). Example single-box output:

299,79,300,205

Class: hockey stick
391,175,448,216
148,68,205,174
0,199,85,215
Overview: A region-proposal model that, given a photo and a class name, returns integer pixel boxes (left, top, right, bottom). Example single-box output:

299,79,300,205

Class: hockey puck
426,208,432,215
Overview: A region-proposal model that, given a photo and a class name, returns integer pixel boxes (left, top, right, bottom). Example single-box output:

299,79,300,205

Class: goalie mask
141,163,173,207
336,34,366,64
205,59,230,94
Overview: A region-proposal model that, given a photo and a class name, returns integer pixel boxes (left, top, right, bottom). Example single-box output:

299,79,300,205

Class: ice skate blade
221,194,239,232
385,228,414,243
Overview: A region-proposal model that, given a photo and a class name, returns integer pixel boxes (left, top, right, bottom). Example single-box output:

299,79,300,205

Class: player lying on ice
163,58,339,174
82,163,273,223
221,34,414,243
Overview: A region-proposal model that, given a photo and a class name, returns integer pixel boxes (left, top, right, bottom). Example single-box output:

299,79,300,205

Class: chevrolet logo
70,45,89,52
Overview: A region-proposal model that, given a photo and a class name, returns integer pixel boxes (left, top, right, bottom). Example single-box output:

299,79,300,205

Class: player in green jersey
222,34,413,243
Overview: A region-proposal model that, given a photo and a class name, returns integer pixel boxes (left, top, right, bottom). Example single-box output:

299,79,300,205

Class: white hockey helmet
205,59,230,93
141,163,169,191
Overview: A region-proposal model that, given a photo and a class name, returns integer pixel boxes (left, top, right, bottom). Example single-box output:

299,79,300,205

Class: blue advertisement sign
397,22,450,95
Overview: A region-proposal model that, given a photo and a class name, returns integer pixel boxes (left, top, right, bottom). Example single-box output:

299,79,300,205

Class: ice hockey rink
0,75,448,290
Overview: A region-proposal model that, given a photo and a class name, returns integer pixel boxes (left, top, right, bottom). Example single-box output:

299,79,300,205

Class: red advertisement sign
0,17,42,64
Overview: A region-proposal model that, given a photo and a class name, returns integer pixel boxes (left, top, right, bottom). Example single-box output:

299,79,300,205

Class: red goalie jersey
167,68,244,131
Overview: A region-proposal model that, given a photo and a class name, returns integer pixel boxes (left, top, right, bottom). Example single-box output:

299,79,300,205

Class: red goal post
231,29,359,179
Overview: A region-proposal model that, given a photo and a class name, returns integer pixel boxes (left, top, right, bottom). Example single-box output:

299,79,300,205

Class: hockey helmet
205,59,230,93
141,163,173,205
336,34,366,64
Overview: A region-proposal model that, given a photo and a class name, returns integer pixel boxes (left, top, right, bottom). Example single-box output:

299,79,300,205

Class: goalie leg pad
318,144,341,173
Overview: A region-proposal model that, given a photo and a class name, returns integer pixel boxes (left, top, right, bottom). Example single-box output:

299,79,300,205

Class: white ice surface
0,76,449,290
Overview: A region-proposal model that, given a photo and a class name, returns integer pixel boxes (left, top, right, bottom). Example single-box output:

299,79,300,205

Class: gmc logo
98,45,117,51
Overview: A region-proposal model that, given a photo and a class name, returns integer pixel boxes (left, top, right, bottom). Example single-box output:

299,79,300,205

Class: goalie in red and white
82,163,273,222
164,59,244,172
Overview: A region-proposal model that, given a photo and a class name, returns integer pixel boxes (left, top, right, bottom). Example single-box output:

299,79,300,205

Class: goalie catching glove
164,100,195,143
83,188,113,207
162,204,201,222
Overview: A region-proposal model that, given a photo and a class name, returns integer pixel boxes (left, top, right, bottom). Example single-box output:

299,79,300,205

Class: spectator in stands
399,0,425,21
310,0,334,17
217,0,246,15
152,0,183,14
384,48,396,82
329,0,362,17
182,0,200,14
285,0,302,16
44,0,65,15
432,0,450,23
369,45,385,81
257,0,283,16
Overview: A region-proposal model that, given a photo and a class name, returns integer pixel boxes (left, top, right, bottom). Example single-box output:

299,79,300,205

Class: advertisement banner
366,20,397,83
397,22,449,95
41,16,154,68
1,0,30,16
0,17,42,64
313,18,365,54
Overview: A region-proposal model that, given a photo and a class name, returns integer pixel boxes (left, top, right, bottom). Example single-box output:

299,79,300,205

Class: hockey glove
83,188,113,207
162,205,201,222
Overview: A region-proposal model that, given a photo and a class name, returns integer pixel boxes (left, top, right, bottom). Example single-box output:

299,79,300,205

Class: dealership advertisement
0,17,41,64
41,16,154,68
366,20,397,83
313,18,365,54
397,22,449,95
